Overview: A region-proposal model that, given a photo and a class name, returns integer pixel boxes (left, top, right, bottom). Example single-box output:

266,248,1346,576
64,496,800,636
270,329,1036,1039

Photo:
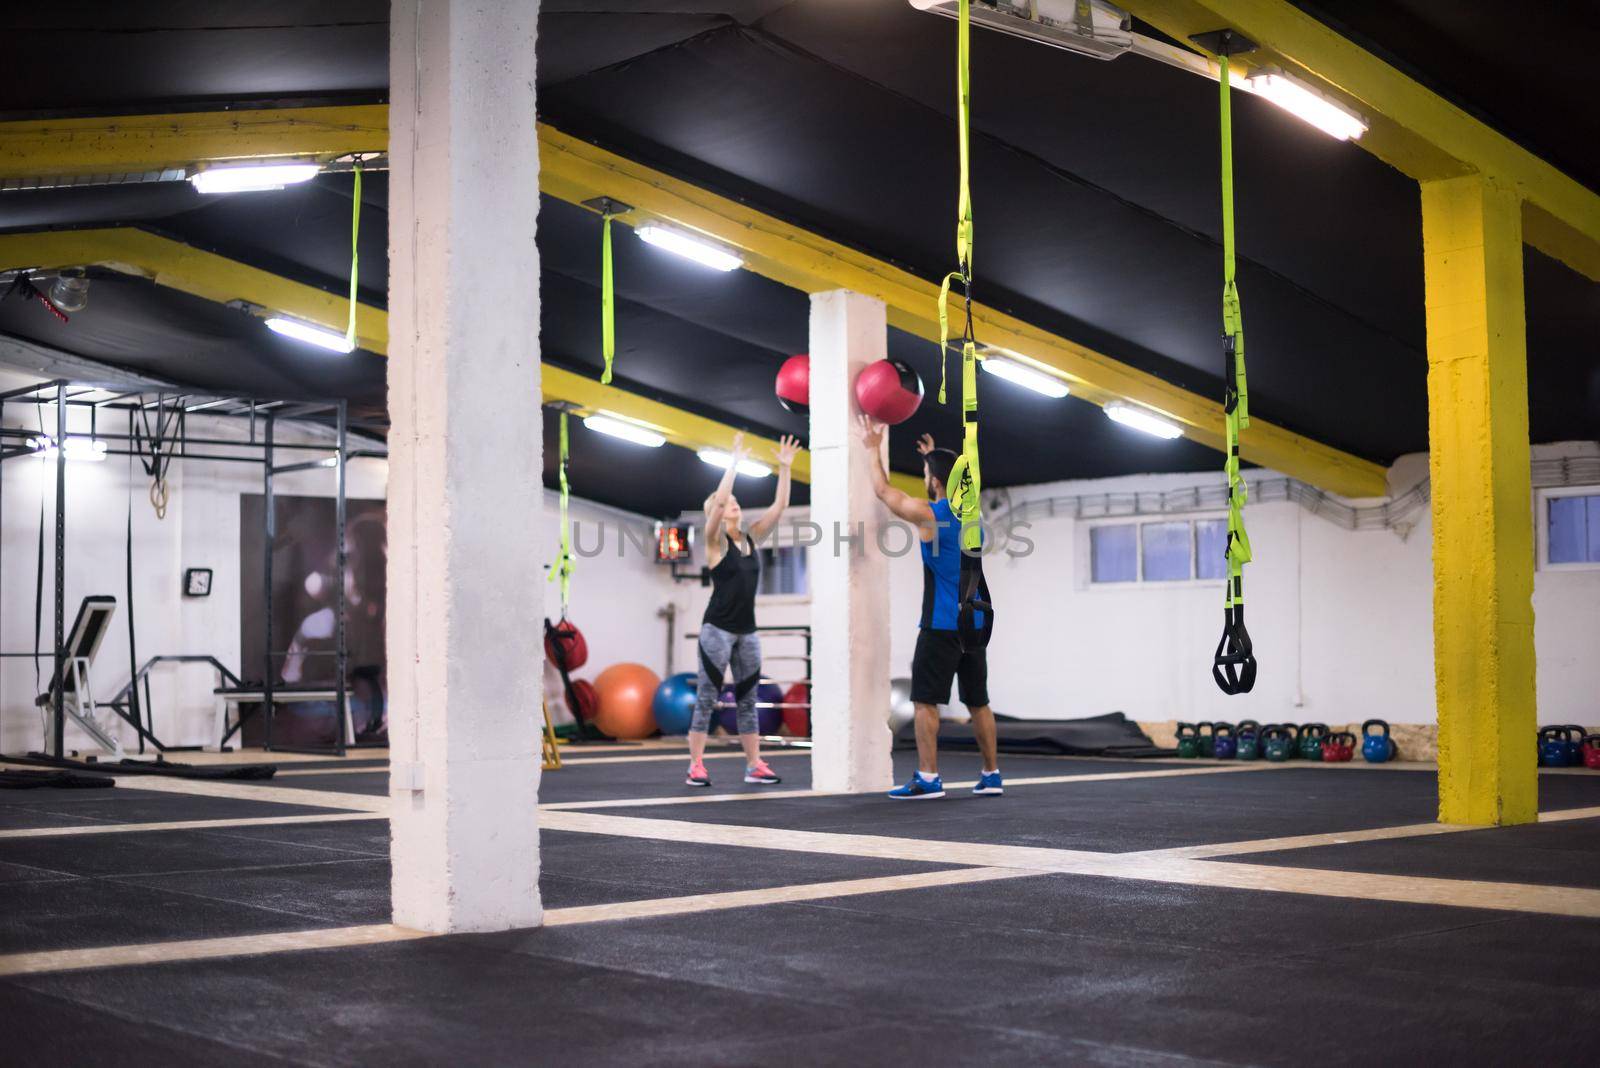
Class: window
1541,489,1600,569
1088,518,1228,585
1090,524,1137,583
758,545,808,596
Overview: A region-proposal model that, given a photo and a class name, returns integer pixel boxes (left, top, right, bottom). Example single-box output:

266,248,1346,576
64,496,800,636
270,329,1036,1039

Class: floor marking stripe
0,811,385,840
80,774,389,813
1139,804,1600,860
0,924,429,978
0,868,1024,977
540,810,1600,919
542,867,1028,926
541,763,1265,811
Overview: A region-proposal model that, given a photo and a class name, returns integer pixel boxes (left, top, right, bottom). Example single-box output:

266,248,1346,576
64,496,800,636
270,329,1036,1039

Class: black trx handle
956,554,993,652
1211,582,1256,695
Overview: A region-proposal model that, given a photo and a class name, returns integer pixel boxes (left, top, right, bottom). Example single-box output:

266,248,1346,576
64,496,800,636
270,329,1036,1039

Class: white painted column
387,0,543,933
808,290,895,793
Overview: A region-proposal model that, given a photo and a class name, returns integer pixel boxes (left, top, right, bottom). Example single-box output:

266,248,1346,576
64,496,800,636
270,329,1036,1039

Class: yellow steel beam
0,228,921,497
1422,174,1537,826
0,106,387,180
537,126,1387,497
0,105,1387,495
0,228,388,353
546,365,924,498
1120,0,1600,282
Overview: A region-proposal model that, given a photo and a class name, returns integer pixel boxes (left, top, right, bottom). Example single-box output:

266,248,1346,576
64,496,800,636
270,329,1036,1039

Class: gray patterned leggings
691,622,763,735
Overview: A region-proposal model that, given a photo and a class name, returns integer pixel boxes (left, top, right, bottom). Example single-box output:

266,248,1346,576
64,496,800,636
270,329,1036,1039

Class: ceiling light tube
1241,71,1368,141
979,354,1071,398
583,413,667,448
697,448,772,478
264,316,356,354
1103,401,1183,439
189,162,322,194
31,435,108,462
634,224,743,272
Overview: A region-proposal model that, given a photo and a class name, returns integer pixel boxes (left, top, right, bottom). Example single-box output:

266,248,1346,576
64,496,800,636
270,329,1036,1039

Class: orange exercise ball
592,663,662,740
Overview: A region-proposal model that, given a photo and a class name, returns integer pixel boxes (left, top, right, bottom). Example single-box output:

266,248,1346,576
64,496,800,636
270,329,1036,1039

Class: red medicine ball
775,353,810,415
569,678,599,722
545,620,589,671
855,358,924,425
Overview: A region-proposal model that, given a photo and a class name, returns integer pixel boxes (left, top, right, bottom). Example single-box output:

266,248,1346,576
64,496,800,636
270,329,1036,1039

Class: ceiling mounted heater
908,0,1134,61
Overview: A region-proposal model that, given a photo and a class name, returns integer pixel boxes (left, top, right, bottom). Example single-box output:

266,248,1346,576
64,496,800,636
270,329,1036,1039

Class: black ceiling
0,0,1596,518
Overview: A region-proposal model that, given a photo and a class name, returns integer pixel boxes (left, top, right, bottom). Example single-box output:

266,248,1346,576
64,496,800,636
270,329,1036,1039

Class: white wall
668,444,1597,729
6,373,1592,749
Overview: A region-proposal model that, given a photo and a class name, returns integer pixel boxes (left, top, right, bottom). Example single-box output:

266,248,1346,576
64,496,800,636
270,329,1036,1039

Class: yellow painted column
1421,173,1537,826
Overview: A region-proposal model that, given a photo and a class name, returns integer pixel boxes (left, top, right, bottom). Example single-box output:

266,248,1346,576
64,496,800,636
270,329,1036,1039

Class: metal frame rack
0,378,386,759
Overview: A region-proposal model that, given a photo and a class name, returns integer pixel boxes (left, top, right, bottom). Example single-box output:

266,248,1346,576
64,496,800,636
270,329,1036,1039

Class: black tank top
703,530,761,635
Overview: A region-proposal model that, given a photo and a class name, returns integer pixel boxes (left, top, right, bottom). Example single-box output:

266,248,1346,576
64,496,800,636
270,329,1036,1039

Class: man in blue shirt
858,416,1001,800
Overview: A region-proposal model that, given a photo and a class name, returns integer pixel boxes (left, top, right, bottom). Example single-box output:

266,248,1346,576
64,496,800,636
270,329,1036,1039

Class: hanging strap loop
346,160,362,350
600,213,617,384
1212,51,1256,695
548,411,575,617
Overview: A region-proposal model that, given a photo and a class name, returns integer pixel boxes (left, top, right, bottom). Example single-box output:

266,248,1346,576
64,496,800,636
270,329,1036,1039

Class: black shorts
910,629,989,707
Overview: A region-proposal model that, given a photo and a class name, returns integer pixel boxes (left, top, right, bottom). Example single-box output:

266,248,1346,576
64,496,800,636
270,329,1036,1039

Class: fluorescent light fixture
635,224,743,272
697,448,772,478
979,354,1071,398
582,413,666,448
31,435,108,462
189,162,321,194
264,316,355,354
1242,71,1367,141
1103,401,1183,440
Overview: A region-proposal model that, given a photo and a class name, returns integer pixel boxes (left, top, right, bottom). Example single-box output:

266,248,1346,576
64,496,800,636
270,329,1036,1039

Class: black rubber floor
8,871,1597,1065
0,821,959,954
573,767,1600,853
0,787,362,831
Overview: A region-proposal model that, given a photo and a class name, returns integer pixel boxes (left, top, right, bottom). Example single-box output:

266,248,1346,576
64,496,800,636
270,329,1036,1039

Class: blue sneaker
888,773,944,800
973,770,1004,796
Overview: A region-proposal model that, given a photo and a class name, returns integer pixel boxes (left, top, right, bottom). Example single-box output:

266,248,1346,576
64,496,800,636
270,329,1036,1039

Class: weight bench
35,595,122,758
213,686,354,751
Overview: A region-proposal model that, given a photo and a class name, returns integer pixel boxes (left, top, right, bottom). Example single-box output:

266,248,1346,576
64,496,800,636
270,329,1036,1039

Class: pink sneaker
744,760,782,785
685,761,711,787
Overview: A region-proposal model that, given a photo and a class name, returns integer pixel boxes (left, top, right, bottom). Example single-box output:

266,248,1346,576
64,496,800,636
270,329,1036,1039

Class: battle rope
1211,53,1257,695
938,0,992,651
548,411,575,616
346,160,362,350
600,211,617,384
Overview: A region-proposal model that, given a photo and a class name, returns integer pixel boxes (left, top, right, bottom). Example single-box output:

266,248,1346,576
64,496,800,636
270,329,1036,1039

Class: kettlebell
1212,722,1237,760
1537,726,1570,768
1361,719,1394,764
1321,730,1355,763
1583,734,1600,771
1263,725,1293,762
1175,722,1199,759
1277,723,1299,760
1236,720,1261,761
1563,726,1588,767
1196,722,1216,758
1298,722,1329,761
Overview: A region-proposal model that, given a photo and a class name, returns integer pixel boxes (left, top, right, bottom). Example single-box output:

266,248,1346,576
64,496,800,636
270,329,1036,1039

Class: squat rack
0,378,386,759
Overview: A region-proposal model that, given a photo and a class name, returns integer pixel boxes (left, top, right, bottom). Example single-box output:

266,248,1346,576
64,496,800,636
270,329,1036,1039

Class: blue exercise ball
715,683,783,735
651,672,698,735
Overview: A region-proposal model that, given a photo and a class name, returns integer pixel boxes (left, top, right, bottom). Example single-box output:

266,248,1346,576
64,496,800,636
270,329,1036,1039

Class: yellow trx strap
345,160,362,350
1212,53,1257,695
549,411,575,615
600,212,617,385
936,0,975,407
